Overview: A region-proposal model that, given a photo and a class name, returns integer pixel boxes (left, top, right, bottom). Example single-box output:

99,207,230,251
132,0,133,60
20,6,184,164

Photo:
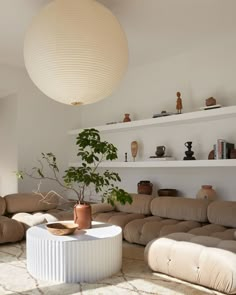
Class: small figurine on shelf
123,113,131,122
176,91,183,114
125,152,128,162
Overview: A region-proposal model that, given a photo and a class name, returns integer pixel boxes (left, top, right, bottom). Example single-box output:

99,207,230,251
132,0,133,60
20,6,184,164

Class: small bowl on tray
46,222,78,236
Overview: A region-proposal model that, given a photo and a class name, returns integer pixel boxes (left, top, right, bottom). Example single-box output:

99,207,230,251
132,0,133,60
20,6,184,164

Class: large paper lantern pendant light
24,0,128,105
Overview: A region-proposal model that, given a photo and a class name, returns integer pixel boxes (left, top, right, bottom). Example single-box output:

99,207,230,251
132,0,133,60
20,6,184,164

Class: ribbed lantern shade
24,0,128,105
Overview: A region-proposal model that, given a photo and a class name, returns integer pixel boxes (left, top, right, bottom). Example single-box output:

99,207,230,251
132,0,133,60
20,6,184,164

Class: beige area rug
0,241,225,295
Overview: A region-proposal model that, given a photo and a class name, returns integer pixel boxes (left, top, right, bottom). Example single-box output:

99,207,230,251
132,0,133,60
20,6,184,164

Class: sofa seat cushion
0,216,24,244
12,209,74,231
145,233,236,294
124,216,202,245
4,193,59,214
188,224,236,240
92,211,145,230
0,197,6,216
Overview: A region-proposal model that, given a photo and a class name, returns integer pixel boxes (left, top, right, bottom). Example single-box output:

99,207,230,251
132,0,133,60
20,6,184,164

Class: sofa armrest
91,203,114,215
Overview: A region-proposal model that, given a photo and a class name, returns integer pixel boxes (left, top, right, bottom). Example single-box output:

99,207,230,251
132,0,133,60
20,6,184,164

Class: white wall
70,5,236,201
0,64,82,197
1,1,236,201
0,94,18,195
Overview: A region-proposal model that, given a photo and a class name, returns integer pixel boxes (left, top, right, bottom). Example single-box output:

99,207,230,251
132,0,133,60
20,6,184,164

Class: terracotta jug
74,203,92,229
196,185,217,201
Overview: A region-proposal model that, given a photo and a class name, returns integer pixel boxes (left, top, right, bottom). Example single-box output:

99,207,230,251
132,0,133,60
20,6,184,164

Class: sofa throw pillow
208,201,236,228
4,193,59,214
115,193,154,215
0,197,6,216
91,203,114,215
150,197,210,222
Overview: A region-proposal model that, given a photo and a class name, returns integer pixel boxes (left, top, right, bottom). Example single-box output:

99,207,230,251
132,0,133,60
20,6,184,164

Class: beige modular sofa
123,197,212,245
92,193,154,232
145,200,236,294
93,195,236,294
0,192,151,244
1,192,236,293
0,193,73,244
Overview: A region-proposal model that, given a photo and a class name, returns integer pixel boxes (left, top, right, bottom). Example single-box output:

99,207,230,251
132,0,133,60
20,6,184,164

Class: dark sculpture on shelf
183,141,196,160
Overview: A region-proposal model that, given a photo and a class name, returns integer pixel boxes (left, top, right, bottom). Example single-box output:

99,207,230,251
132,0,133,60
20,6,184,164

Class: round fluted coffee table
26,221,122,283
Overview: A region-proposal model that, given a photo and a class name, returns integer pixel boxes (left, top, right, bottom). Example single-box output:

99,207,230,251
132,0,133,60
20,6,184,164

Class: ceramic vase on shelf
131,141,138,161
155,145,166,157
74,203,92,229
196,185,217,201
137,180,153,195
123,113,131,122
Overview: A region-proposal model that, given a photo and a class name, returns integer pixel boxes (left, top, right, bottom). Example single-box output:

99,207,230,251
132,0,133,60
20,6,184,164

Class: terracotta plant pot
74,203,92,229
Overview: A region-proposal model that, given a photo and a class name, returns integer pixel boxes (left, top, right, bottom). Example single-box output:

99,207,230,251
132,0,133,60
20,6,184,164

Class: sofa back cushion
4,193,59,214
150,197,210,222
0,197,6,216
208,201,236,228
115,193,154,215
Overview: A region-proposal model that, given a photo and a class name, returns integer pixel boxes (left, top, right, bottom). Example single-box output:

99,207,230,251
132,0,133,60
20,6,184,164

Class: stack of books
214,139,234,159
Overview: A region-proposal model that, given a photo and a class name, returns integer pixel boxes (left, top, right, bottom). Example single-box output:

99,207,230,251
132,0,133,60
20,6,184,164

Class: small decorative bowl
158,189,178,197
46,222,78,236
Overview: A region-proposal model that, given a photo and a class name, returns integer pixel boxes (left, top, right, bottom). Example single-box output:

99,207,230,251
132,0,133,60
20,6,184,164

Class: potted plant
17,128,132,229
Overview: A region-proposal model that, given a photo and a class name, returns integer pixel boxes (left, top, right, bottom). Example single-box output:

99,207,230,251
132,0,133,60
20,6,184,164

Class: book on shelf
214,139,234,159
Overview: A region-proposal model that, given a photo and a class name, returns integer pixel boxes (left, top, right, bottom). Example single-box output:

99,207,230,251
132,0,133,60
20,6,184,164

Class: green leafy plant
17,128,132,206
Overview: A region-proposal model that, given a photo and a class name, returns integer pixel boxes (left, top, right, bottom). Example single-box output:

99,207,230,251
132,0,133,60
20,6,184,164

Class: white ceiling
0,0,236,68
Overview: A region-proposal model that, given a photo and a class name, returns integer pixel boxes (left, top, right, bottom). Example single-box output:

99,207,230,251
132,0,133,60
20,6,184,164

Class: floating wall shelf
69,159,236,168
68,106,236,135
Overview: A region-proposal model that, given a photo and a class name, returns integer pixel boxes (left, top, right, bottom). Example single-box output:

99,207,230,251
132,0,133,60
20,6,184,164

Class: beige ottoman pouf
0,216,24,243
145,233,236,294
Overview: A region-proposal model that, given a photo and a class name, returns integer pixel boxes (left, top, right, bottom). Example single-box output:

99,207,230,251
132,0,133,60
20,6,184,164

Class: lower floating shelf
69,159,236,168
